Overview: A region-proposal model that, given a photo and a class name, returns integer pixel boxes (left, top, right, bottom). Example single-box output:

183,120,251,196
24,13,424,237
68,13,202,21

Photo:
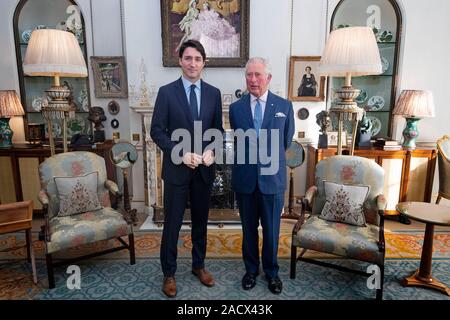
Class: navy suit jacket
229,91,295,195
150,78,223,185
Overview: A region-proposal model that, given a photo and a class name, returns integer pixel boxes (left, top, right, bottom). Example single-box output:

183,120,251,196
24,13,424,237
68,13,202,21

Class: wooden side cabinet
0,141,116,211
306,145,437,215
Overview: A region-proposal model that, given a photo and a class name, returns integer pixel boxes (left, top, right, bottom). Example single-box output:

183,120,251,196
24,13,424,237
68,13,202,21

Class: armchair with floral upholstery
290,155,386,300
436,135,450,204
38,151,135,288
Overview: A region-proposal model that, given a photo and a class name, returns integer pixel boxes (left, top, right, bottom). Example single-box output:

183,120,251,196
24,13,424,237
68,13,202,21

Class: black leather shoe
267,276,282,294
242,273,258,290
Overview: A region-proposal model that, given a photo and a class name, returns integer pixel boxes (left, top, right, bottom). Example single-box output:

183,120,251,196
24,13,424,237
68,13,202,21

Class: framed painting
288,56,326,102
91,56,128,98
161,0,249,67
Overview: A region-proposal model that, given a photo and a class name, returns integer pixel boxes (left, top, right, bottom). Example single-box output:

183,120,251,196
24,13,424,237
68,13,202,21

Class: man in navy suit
229,57,295,294
150,40,223,298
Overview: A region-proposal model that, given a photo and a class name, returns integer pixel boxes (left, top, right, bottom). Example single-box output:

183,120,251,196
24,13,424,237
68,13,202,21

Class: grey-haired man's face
245,61,272,98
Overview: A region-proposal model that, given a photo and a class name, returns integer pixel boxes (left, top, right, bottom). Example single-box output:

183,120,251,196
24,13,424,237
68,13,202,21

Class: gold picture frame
160,0,250,67
288,56,326,102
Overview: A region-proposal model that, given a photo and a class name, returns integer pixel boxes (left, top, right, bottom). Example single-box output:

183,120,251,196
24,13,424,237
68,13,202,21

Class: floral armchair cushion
46,207,132,254
39,151,112,219
312,156,385,226
54,171,102,217
320,181,370,226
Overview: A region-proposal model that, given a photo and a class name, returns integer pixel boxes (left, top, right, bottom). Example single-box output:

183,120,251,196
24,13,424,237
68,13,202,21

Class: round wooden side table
396,201,450,295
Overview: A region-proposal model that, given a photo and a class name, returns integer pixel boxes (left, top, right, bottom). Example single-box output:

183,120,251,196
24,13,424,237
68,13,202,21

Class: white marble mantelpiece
130,105,163,217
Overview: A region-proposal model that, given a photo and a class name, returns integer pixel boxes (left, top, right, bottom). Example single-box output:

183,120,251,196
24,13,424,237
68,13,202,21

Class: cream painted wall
1,0,449,206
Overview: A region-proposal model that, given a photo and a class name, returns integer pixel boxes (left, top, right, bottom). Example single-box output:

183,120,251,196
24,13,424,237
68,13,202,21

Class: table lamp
393,90,435,150
319,26,382,155
23,29,88,155
0,90,25,148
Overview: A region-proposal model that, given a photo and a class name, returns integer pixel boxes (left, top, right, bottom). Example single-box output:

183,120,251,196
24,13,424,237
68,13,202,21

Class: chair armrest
38,189,49,206
304,186,317,212
376,194,387,211
38,190,51,242
292,197,311,235
375,194,386,253
105,180,123,197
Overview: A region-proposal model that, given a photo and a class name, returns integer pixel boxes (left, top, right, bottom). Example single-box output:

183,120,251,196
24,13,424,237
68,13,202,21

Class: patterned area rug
1,230,449,300
1,258,449,300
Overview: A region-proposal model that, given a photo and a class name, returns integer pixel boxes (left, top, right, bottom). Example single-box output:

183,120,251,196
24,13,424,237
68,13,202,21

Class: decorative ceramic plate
77,90,89,111
355,89,368,104
381,56,389,73
377,30,393,42
21,30,32,43
368,116,382,136
68,114,87,136
367,95,385,111
45,122,62,138
31,97,47,112
297,108,309,120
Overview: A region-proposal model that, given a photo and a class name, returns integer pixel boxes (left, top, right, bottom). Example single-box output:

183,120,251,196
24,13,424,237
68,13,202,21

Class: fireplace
153,130,240,226
132,106,240,226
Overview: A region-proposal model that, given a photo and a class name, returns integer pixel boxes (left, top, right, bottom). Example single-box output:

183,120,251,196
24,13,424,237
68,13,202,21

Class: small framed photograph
328,131,347,147
91,56,128,98
107,100,120,115
222,94,233,106
288,56,326,102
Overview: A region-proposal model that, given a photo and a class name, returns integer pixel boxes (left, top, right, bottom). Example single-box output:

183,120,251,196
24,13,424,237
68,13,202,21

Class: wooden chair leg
25,229,31,263
46,253,55,289
128,233,136,265
290,245,297,279
436,195,441,204
376,265,384,301
26,229,37,284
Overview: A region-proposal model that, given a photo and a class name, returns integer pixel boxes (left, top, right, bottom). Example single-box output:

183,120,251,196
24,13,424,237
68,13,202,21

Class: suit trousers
236,187,284,279
160,169,212,277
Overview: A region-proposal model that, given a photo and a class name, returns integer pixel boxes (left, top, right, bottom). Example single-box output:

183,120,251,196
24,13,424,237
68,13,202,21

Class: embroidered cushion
54,171,102,217
320,181,370,226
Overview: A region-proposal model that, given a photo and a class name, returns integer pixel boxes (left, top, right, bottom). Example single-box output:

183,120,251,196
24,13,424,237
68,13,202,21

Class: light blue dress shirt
181,76,201,116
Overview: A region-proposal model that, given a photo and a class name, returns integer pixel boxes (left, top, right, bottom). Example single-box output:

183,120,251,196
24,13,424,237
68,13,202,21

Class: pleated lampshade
23,29,87,77
319,26,382,77
393,90,435,118
0,90,25,117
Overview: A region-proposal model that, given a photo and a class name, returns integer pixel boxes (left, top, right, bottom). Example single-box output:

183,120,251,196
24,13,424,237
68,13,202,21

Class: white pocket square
275,112,286,118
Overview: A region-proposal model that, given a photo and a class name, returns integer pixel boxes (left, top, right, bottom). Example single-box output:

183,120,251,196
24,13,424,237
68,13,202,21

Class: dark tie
189,84,198,120
253,99,263,136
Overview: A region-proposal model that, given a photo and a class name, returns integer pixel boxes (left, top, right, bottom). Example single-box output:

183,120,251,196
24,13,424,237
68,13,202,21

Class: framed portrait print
327,131,347,147
161,0,249,67
91,56,128,98
288,56,326,102
107,100,120,115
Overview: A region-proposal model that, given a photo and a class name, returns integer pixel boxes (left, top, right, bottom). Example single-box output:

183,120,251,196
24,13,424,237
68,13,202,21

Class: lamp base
0,117,13,148
402,117,420,150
